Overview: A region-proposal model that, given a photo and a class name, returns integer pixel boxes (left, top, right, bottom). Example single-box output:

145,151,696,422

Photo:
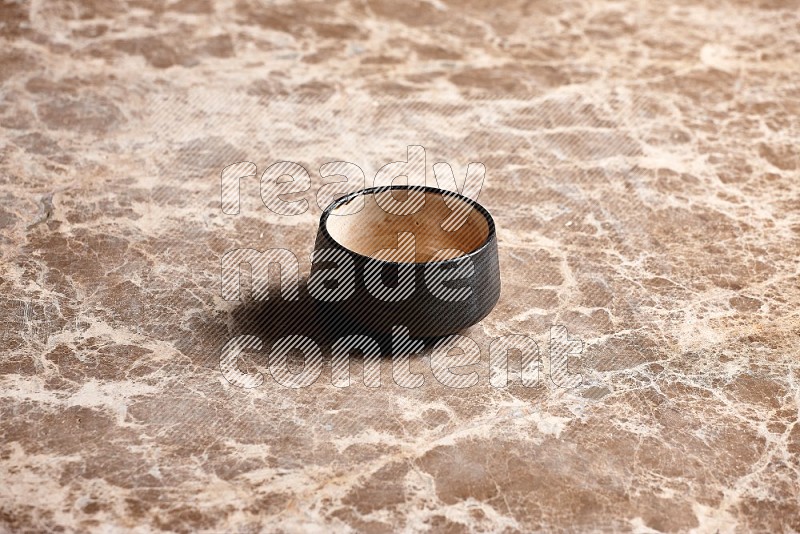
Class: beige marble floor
1,0,799,532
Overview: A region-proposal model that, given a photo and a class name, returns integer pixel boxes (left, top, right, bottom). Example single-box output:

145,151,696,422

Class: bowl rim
318,185,497,267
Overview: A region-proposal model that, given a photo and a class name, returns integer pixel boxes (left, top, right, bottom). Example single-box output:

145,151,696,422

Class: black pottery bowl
311,185,501,339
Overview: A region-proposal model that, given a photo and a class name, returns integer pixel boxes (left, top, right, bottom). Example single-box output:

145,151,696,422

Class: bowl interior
325,188,490,264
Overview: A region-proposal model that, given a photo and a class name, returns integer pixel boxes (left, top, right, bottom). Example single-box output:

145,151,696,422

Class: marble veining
1,0,799,531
